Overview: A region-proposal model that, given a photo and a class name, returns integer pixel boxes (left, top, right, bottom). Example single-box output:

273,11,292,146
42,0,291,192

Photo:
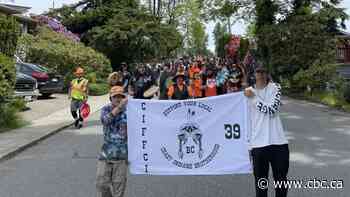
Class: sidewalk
0,94,108,162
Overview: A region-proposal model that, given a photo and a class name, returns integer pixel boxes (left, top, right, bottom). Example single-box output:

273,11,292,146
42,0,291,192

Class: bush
292,63,338,92
0,99,26,132
18,27,112,88
89,83,109,96
11,98,27,111
344,84,350,103
0,53,15,101
0,51,23,132
0,14,20,57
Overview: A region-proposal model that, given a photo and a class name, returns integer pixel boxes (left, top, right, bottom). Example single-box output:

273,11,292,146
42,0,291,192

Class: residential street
0,97,349,197
20,94,71,122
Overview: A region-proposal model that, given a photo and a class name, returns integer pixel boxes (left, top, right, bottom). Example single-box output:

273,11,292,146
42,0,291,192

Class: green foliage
292,63,338,91
0,47,22,132
213,22,229,57
202,0,255,22
344,84,350,103
0,53,15,101
0,14,20,57
87,9,182,67
86,72,97,84
11,98,27,111
259,14,336,79
188,20,208,55
19,27,112,88
238,37,249,61
47,0,183,65
89,83,109,96
175,0,209,56
0,101,26,132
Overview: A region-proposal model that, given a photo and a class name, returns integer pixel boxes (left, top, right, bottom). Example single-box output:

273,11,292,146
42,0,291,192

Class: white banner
127,92,252,175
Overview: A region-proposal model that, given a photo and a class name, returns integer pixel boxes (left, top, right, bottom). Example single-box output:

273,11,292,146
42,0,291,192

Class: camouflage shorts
96,160,127,197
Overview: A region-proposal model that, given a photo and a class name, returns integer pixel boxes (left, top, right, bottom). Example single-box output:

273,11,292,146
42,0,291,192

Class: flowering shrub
32,15,80,42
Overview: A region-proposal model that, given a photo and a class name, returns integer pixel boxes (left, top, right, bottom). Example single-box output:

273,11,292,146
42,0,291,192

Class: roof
336,30,350,39
0,4,21,14
0,3,30,14
13,14,37,24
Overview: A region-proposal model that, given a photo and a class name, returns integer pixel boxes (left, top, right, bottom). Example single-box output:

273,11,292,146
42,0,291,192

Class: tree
47,0,183,66
213,22,229,57
175,0,209,56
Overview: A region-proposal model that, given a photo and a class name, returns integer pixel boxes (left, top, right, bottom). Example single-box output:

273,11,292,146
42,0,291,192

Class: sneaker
78,122,83,129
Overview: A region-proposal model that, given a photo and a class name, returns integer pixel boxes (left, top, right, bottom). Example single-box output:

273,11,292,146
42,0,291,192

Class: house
336,31,350,81
0,0,36,33
336,30,350,64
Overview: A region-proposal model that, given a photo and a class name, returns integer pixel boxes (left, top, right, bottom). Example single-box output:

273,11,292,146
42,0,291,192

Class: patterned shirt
99,103,127,161
216,67,229,86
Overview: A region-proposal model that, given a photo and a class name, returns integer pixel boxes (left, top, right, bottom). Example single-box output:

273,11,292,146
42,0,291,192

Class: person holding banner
97,86,128,197
244,66,289,197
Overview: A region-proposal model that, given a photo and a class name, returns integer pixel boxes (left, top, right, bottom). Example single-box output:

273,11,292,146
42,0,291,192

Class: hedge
0,53,15,101
89,83,109,96
0,53,23,132
0,14,20,57
18,27,112,88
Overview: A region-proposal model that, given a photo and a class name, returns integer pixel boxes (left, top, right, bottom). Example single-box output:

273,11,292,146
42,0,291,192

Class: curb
0,106,104,163
0,123,73,163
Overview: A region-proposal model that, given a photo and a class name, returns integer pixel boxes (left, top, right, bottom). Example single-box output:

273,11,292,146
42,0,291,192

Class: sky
8,0,350,51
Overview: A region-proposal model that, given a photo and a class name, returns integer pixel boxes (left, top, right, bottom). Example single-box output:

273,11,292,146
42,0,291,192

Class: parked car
16,62,64,97
14,72,40,102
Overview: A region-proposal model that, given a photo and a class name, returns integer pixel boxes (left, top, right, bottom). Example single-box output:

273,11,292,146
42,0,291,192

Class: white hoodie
247,82,288,149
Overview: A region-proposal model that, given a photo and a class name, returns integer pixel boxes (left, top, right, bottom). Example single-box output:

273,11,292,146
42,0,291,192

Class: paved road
20,94,70,122
0,98,349,197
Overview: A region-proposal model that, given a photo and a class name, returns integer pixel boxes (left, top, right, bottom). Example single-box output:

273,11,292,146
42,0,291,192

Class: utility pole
52,0,55,9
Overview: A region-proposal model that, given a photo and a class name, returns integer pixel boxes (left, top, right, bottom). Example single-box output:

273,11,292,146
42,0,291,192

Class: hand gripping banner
127,92,252,175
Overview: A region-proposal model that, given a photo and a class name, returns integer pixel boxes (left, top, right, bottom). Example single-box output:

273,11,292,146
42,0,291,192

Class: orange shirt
189,65,199,79
168,84,186,98
205,78,217,97
189,79,202,98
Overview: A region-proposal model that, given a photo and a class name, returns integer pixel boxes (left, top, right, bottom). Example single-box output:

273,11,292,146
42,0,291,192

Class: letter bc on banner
127,92,252,175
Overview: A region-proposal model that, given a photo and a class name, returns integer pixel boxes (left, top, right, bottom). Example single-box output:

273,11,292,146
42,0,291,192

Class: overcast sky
10,0,350,51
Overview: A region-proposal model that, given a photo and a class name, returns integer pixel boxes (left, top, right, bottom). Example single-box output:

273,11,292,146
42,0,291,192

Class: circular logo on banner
161,101,220,169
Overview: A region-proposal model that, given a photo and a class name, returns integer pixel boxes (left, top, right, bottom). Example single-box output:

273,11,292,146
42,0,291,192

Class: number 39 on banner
224,124,241,139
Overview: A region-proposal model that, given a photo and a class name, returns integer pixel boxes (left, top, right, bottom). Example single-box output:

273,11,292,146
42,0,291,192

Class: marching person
224,65,245,93
204,66,217,97
121,62,131,93
244,66,289,197
97,86,128,197
167,72,190,100
108,72,124,87
189,68,203,98
216,62,229,95
159,63,173,100
68,67,89,129
129,64,155,99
